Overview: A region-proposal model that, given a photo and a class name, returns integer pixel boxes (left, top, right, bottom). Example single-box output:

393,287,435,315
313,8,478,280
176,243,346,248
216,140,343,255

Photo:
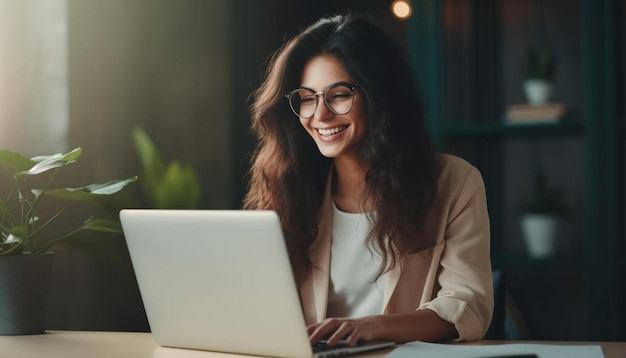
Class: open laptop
120,209,394,358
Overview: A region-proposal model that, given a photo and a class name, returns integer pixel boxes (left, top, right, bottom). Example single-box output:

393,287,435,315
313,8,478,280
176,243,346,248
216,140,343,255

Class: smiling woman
244,14,493,346
0,0,69,156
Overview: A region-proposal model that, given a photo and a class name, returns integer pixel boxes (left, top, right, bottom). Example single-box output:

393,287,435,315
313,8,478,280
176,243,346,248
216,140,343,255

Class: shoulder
433,154,487,214
436,153,483,187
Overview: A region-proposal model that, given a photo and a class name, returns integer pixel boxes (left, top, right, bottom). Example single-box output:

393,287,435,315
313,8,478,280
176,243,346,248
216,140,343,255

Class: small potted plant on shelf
523,44,555,106
0,147,137,335
518,165,565,258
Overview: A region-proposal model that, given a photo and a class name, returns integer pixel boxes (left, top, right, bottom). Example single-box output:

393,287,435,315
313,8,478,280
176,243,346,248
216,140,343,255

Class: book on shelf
505,103,567,124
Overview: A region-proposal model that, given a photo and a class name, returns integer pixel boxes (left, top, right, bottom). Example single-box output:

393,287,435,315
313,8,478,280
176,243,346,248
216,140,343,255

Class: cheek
353,107,369,132
299,118,309,129
299,118,315,136
353,100,368,123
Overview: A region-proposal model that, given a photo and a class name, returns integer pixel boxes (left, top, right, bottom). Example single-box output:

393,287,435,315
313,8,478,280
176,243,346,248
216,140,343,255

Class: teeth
318,126,347,136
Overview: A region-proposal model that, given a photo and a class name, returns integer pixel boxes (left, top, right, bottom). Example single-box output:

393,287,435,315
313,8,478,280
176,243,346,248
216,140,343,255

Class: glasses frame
284,82,359,119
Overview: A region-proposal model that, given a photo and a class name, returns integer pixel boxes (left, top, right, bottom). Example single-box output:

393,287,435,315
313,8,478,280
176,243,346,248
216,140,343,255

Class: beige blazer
298,154,493,341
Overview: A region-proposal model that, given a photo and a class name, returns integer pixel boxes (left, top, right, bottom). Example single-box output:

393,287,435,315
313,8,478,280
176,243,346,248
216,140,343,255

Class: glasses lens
325,85,354,115
289,89,317,118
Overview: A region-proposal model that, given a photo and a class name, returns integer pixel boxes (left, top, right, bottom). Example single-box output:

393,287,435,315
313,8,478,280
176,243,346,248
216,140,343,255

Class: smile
317,125,347,137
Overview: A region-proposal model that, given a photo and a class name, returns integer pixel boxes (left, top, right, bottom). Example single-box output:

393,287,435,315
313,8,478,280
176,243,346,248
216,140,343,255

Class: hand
307,316,382,347
307,310,459,345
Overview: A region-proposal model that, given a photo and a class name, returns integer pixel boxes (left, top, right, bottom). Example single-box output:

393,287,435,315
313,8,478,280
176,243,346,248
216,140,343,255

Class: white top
326,202,385,318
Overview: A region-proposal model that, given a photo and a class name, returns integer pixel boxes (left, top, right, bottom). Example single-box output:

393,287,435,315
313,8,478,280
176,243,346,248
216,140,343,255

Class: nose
312,95,333,121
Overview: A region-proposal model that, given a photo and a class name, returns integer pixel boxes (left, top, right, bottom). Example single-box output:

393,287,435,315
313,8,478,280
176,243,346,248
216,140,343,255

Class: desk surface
0,331,624,358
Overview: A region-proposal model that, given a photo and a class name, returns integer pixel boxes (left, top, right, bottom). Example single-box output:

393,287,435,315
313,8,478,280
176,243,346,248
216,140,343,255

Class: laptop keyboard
312,340,350,353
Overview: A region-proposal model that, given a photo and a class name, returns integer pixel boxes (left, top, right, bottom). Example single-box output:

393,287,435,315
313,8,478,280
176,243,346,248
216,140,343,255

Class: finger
326,321,356,346
309,319,341,344
344,326,362,347
306,322,320,336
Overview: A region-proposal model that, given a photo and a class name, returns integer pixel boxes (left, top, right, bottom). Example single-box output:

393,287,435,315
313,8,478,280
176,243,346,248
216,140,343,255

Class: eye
331,92,351,99
327,87,352,102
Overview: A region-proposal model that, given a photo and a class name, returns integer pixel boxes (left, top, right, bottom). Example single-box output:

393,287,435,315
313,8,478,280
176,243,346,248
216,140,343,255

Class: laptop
120,209,394,358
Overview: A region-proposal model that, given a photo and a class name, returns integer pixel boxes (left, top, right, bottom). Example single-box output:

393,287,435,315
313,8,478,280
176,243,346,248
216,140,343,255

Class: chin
317,151,338,159
315,146,340,158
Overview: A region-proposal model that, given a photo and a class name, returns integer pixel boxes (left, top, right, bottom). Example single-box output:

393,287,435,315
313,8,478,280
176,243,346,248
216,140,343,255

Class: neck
332,156,370,213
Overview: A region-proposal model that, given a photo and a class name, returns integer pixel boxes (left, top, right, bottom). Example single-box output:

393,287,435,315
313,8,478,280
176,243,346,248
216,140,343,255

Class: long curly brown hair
244,15,440,285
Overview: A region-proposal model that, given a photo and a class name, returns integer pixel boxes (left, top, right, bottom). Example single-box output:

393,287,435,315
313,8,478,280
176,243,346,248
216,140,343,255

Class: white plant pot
523,79,552,106
520,214,560,258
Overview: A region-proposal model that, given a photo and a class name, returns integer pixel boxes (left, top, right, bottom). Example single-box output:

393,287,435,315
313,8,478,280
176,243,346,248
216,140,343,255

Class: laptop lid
120,209,393,358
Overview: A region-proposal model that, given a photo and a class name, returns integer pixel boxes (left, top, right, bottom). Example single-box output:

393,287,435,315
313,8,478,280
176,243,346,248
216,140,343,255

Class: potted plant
0,147,137,335
523,45,555,106
519,166,565,258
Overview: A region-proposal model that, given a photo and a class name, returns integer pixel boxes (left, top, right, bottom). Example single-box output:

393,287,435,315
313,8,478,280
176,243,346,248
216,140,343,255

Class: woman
244,14,493,345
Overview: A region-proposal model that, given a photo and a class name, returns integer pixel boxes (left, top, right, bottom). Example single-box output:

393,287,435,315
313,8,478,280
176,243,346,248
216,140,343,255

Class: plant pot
0,252,54,335
523,79,552,106
520,214,560,258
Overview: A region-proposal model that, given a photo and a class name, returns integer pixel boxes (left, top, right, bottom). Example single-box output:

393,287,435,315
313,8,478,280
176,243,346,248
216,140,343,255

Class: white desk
0,331,624,358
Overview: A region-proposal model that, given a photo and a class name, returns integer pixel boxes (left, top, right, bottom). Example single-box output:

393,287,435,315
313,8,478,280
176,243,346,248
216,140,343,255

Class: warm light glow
391,0,412,19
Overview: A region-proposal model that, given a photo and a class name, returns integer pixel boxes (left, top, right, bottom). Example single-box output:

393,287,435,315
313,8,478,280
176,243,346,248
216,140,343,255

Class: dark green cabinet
409,0,624,341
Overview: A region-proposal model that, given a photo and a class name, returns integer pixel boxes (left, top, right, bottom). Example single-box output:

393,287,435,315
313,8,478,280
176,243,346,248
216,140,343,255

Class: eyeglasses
284,82,359,119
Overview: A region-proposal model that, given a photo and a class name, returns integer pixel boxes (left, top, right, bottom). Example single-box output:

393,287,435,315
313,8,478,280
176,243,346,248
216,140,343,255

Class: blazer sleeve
418,164,494,341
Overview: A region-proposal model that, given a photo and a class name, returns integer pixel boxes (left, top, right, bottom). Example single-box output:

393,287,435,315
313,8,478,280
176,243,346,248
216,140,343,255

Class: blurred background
0,0,623,342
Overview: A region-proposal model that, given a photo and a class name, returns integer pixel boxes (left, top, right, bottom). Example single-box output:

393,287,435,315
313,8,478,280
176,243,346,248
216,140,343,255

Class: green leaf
81,177,139,195
132,127,165,205
5,225,28,240
83,217,123,233
33,176,138,200
0,150,35,171
154,162,202,209
22,148,82,176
